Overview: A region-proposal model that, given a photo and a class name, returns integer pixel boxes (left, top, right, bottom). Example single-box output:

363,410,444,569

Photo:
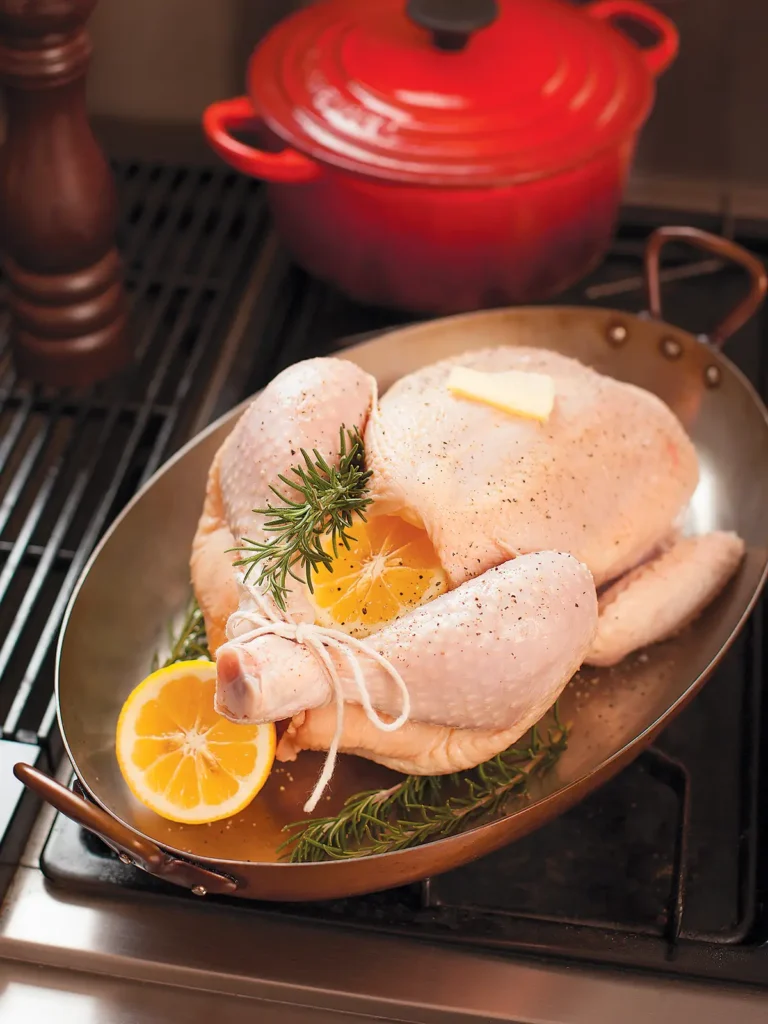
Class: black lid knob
406,0,499,52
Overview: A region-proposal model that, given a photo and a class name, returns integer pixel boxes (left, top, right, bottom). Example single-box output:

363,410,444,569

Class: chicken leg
215,552,598,731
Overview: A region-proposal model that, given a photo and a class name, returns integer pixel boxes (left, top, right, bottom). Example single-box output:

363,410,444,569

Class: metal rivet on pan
191,885,207,897
704,364,721,388
660,336,683,360
118,852,132,865
607,322,628,345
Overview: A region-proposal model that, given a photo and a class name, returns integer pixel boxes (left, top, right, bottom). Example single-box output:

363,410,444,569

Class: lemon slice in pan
116,659,275,824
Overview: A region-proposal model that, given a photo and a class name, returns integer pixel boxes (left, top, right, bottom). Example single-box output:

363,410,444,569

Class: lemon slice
309,514,448,637
116,660,275,824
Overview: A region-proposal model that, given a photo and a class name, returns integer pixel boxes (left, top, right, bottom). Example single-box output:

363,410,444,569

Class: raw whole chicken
191,349,744,806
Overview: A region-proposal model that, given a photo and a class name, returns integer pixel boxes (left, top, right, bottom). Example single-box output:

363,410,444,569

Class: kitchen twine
225,585,410,813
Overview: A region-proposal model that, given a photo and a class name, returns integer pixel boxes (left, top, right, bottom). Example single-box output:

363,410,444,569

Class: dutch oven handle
644,226,768,349
14,762,239,896
586,0,679,76
203,96,321,184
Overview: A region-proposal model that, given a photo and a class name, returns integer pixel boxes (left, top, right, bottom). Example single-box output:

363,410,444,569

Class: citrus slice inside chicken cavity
309,514,448,637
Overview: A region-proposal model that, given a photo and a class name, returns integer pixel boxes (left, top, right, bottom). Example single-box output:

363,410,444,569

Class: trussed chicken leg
216,552,598,732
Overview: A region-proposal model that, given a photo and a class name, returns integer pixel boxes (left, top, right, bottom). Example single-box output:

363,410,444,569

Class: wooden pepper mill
0,0,130,387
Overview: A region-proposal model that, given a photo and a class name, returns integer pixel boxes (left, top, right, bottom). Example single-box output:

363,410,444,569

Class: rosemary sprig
151,597,210,671
231,425,372,611
280,706,569,863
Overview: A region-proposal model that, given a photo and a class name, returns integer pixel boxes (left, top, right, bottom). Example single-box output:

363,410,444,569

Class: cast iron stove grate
0,161,285,866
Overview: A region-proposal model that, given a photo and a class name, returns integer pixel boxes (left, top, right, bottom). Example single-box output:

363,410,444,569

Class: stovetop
3,160,768,1003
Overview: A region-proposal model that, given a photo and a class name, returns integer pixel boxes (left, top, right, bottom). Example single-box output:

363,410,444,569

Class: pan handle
645,226,768,349
14,762,240,896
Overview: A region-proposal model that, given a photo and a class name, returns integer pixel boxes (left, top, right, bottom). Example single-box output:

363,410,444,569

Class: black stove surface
40,210,768,987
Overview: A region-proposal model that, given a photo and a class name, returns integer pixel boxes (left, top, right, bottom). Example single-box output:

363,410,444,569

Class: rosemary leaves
232,425,373,610
280,707,569,862
151,597,210,670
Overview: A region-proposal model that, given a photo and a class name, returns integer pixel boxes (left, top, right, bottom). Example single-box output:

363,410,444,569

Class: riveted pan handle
645,226,768,349
14,762,239,896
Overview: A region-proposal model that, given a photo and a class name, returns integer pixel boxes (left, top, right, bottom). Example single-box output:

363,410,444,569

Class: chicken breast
365,346,699,587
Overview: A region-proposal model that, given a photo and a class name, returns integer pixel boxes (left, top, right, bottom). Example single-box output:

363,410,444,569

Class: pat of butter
446,366,555,422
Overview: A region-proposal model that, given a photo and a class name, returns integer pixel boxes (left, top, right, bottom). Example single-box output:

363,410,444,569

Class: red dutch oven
204,0,678,314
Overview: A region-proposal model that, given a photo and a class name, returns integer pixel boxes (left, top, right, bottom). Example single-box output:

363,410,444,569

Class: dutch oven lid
248,0,678,186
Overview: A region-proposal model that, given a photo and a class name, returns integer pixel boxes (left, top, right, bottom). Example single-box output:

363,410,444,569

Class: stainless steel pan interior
15,227,768,901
